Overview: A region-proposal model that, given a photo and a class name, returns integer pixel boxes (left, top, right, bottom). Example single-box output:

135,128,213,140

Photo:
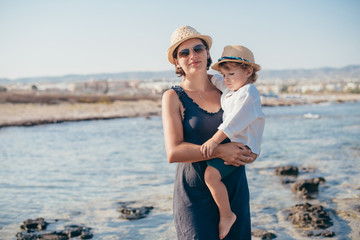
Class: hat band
218,56,251,63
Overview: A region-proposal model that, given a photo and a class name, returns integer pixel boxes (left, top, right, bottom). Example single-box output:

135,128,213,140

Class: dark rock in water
303,194,316,200
118,206,154,220
16,232,38,240
303,230,336,237
315,177,325,183
281,178,296,184
117,201,154,220
291,177,325,197
20,218,49,231
41,233,68,240
292,180,318,194
60,225,93,239
275,166,299,176
16,219,93,240
287,202,333,229
320,231,335,237
16,231,68,240
251,229,277,239
299,167,315,173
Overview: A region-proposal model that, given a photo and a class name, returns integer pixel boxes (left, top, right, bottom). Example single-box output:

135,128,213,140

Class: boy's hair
219,62,258,83
172,39,212,77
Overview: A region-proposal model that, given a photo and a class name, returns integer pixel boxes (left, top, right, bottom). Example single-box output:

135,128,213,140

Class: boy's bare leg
204,166,237,239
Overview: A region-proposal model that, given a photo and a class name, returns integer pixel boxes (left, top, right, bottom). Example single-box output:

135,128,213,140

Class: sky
1,0,360,79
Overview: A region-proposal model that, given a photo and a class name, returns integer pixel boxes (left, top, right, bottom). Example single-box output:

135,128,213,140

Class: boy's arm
200,130,228,158
211,129,228,145
210,74,228,92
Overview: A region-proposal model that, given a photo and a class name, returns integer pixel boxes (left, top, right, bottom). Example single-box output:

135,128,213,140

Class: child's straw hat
211,45,261,71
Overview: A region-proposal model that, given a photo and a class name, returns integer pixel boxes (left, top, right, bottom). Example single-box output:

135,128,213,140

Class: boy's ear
246,67,254,77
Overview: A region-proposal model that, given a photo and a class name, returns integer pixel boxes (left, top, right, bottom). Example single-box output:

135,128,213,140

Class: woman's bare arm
162,89,206,163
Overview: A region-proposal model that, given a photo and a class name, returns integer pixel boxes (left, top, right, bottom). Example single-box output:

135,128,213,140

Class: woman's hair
219,62,258,83
172,39,212,77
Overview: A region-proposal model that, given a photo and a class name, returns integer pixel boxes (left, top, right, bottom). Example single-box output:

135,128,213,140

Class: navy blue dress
172,86,251,240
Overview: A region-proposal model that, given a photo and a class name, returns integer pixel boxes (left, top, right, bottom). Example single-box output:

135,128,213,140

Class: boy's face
219,64,253,91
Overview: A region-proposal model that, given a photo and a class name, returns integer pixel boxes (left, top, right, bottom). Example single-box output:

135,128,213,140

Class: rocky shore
15,201,154,240
0,91,359,128
0,92,162,128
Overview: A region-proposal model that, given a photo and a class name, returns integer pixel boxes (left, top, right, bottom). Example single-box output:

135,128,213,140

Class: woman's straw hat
211,45,261,72
167,25,212,64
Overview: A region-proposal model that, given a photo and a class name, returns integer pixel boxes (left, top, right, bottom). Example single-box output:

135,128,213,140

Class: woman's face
174,38,209,75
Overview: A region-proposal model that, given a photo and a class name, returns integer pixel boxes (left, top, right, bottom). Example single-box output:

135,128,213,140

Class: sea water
0,101,359,239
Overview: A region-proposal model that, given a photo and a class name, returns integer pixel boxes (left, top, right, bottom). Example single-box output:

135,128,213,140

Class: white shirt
211,74,265,154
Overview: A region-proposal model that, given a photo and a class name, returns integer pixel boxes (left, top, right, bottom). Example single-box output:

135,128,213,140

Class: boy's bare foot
219,212,237,239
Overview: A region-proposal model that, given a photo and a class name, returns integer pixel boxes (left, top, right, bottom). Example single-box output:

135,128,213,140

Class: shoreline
0,99,162,128
1,93,359,128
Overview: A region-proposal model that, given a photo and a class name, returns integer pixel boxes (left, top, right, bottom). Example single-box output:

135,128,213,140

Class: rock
118,206,154,220
320,231,336,237
38,232,68,240
291,177,325,197
62,225,93,239
281,178,296,184
16,232,39,240
16,231,68,240
117,201,154,220
20,218,49,231
303,230,336,237
303,194,316,200
251,229,277,239
275,166,299,176
292,180,319,194
287,202,333,229
299,167,315,173
16,219,93,240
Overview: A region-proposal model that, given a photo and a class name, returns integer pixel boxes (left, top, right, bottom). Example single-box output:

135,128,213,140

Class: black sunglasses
178,44,206,58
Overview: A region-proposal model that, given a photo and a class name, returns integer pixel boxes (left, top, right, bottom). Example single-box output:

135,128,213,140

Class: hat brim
167,35,212,65
211,59,261,72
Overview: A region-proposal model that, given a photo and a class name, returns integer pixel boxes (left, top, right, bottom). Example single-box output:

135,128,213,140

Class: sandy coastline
0,93,359,128
0,99,162,127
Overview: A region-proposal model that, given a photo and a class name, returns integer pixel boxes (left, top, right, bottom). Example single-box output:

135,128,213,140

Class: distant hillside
0,71,178,84
257,65,360,82
1,65,359,85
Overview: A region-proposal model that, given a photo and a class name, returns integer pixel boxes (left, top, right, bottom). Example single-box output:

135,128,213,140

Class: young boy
200,45,265,239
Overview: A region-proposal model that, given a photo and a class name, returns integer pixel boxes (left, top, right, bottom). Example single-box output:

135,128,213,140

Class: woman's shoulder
163,87,179,100
164,85,184,94
163,86,186,104
162,87,184,118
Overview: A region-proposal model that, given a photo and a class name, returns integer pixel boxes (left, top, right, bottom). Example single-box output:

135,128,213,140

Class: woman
162,25,257,239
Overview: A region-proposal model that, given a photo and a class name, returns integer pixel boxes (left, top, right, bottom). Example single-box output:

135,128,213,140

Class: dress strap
171,86,191,108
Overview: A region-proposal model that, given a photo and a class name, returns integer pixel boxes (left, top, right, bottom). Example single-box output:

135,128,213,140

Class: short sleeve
210,74,227,92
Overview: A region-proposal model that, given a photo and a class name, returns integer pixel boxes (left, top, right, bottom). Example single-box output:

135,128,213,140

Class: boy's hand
200,139,219,159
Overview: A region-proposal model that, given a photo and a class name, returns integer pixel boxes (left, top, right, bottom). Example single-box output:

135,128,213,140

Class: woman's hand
214,142,257,167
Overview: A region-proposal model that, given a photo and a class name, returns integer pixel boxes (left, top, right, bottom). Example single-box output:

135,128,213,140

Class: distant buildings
256,77,359,94
0,78,181,97
1,75,359,97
